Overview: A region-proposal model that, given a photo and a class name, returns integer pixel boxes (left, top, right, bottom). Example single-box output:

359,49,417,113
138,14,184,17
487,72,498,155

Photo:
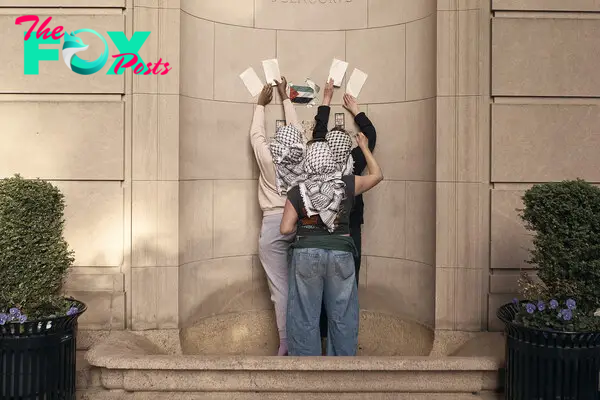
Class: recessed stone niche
178,0,437,348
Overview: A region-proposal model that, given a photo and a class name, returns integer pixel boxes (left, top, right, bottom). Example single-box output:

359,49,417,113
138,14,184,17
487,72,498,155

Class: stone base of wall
76,326,505,399
76,330,503,398
77,390,502,400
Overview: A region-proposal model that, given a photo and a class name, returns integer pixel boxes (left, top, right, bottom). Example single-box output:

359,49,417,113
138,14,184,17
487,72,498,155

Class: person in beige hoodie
250,77,304,356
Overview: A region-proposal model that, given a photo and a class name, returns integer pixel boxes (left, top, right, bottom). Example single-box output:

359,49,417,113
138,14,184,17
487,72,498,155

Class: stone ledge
78,390,502,400
78,391,502,400
85,332,501,394
90,354,499,372
116,369,497,393
87,331,498,371
77,351,102,390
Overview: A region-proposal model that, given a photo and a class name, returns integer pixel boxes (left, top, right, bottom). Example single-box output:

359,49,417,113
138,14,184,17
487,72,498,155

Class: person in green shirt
280,131,383,356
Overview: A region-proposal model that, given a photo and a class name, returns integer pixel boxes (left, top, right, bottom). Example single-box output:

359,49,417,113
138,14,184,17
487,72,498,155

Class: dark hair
330,126,347,134
307,138,326,146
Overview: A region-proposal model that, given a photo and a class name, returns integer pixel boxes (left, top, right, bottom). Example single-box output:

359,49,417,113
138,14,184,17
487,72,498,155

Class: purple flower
566,299,576,310
525,303,536,314
66,307,78,316
562,309,573,321
18,315,27,324
512,298,519,305
9,308,20,318
537,301,545,311
0,313,7,325
549,300,559,309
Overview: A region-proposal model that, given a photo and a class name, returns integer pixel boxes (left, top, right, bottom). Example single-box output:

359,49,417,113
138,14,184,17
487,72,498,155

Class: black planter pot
498,303,600,400
0,299,86,400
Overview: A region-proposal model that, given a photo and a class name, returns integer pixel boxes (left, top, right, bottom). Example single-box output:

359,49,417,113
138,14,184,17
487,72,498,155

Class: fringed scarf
269,125,306,196
299,140,349,233
326,129,354,176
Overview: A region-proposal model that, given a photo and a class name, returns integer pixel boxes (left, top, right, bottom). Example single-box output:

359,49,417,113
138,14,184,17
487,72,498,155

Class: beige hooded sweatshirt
249,99,304,216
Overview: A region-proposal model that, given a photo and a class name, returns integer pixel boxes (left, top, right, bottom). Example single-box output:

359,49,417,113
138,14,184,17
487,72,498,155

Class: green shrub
0,175,74,319
516,179,600,331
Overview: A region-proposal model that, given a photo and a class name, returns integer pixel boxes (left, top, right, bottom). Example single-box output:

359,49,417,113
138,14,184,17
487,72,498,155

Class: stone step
83,331,502,397
77,390,503,400
93,358,499,393
77,351,102,390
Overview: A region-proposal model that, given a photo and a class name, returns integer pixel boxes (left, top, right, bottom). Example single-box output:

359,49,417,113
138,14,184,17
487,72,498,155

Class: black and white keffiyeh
269,125,306,196
299,141,348,233
326,129,354,176
269,125,353,232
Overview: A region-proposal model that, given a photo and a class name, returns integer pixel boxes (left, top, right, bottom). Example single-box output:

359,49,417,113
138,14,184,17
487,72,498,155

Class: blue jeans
287,248,359,356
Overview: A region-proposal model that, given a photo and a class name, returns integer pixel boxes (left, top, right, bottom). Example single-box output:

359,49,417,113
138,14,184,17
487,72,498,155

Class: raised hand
323,78,334,106
258,84,273,106
356,132,369,150
343,93,360,116
275,77,288,100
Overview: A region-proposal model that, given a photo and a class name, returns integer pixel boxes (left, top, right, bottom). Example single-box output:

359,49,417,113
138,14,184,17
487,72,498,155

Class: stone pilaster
129,0,181,330
435,0,491,332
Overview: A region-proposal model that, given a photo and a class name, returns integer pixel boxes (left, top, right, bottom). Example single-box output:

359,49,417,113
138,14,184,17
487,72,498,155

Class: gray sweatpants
258,213,295,340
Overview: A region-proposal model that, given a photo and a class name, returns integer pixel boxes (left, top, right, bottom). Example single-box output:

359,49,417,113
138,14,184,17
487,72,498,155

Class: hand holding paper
343,93,360,116
262,59,281,86
239,67,263,97
346,68,368,98
328,58,349,87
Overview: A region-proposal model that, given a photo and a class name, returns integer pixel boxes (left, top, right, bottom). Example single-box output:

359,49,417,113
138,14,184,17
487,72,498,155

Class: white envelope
346,68,368,98
262,59,281,86
328,58,349,87
239,67,264,97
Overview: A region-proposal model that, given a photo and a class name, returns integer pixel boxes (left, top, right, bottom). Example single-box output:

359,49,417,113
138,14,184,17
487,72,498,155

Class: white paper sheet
262,59,281,86
328,58,349,87
346,68,368,98
239,67,264,97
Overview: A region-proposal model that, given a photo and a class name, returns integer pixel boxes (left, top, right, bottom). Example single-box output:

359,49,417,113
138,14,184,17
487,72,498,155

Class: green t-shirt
290,234,357,256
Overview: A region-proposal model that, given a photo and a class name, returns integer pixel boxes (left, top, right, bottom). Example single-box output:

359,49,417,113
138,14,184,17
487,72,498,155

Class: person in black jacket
312,79,377,344
312,79,377,280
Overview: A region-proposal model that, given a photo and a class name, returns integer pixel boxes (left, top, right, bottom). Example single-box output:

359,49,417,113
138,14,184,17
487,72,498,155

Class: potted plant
0,175,86,399
498,179,600,400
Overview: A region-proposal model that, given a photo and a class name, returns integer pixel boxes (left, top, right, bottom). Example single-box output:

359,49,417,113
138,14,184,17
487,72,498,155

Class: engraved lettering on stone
271,0,353,4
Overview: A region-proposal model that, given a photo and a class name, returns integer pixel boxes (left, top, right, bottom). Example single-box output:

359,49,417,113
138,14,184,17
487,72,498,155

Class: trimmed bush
0,175,74,319
516,179,600,331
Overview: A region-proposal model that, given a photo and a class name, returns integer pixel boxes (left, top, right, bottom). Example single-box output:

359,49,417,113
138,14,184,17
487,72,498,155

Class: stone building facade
0,0,595,342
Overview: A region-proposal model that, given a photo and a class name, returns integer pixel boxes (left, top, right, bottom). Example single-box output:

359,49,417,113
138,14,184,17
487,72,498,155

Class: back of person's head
326,129,352,164
326,129,354,175
273,124,303,146
269,125,306,196
330,126,348,134
307,137,326,146
304,141,338,177
270,125,305,164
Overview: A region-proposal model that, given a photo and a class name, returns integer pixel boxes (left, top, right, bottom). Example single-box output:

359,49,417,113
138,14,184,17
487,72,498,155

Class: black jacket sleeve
351,112,377,175
312,106,331,140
